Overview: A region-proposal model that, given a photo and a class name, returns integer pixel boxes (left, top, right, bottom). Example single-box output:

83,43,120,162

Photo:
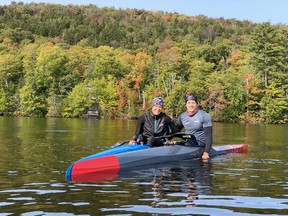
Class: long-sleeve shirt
132,111,179,141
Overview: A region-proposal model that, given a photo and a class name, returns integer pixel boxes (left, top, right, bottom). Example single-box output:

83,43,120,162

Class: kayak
68,155,210,183
66,142,248,182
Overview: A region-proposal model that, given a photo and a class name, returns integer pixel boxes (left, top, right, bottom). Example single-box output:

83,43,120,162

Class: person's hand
202,152,209,160
129,140,136,144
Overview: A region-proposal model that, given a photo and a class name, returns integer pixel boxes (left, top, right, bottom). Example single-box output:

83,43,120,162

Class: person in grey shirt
176,93,212,160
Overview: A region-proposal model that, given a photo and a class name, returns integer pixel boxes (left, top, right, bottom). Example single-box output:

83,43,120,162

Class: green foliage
19,84,47,117
164,81,187,118
85,46,128,79
154,46,185,95
60,83,92,118
126,89,139,118
88,75,119,119
0,3,256,53
260,81,288,123
186,58,215,96
222,68,247,121
250,22,286,87
0,85,8,112
20,43,74,116
0,3,286,123
0,82,20,114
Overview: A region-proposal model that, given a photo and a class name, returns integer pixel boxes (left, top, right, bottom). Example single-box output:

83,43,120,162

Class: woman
130,97,179,146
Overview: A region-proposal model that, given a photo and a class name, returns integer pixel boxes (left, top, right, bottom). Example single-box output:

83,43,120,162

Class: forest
0,2,287,123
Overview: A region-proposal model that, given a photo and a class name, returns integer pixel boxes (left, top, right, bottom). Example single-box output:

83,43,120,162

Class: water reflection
0,117,287,215
99,158,288,215
79,159,214,214
145,160,212,209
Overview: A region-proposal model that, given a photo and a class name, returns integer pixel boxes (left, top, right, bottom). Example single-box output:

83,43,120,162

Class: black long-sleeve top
132,111,179,141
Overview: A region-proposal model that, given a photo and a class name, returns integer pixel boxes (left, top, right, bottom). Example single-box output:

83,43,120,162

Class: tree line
0,2,287,123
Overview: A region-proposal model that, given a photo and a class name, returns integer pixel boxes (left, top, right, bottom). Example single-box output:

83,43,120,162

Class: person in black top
130,97,179,147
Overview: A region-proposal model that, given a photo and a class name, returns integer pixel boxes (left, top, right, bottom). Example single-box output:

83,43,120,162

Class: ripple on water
100,195,288,215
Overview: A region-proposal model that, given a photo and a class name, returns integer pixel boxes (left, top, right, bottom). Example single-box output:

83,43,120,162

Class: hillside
0,3,287,123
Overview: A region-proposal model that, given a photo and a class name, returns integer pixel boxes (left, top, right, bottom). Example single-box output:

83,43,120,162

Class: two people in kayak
130,93,212,160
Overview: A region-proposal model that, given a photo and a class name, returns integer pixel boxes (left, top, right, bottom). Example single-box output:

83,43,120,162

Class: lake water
0,117,287,215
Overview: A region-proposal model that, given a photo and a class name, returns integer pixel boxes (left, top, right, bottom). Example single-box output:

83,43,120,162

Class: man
130,97,178,146
176,93,212,160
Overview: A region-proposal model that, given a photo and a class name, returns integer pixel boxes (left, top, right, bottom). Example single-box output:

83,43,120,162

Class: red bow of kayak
71,154,120,174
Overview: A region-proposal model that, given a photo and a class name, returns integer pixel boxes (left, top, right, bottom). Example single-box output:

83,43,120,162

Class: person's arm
202,111,212,159
175,116,184,131
203,126,212,158
165,115,181,134
130,115,145,143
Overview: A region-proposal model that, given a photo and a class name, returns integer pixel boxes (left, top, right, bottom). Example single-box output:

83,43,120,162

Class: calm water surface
0,117,287,215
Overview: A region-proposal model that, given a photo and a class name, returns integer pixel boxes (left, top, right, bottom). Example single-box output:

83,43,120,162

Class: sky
1,0,287,25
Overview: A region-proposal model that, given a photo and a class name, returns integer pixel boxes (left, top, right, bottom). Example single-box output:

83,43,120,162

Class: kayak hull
66,144,248,182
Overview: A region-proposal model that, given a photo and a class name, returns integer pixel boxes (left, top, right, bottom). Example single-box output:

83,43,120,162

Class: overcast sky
1,0,287,25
